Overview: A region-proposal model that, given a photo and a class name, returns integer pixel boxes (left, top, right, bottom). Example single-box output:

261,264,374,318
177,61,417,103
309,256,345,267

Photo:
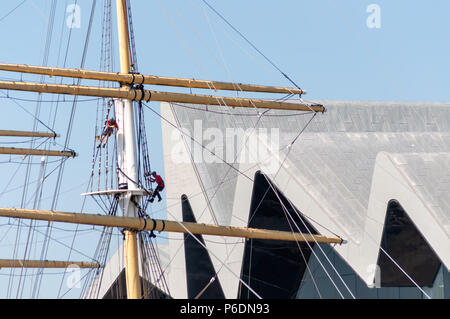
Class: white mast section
115,0,142,299
115,0,139,219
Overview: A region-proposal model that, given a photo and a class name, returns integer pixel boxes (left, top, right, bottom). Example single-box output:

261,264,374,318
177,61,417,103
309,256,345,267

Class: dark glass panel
377,200,441,287
182,194,225,299
239,171,317,299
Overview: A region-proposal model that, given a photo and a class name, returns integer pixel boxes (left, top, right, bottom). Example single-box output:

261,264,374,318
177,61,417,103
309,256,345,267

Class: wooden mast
0,63,305,95
0,259,99,269
0,147,76,157
116,0,141,300
0,80,324,112
0,207,345,244
0,130,69,158
0,130,58,137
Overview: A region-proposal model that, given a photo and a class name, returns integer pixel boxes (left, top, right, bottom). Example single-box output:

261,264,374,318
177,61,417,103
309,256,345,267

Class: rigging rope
152,97,330,298
156,0,260,113
0,0,28,23
139,231,171,298
170,101,317,117
128,144,325,303
81,195,119,299
7,0,59,298
262,174,351,299
188,109,270,226
116,164,263,299
0,91,57,135
143,101,253,182
135,4,327,297
32,0,97,299
200,0,303,93
0,95,102,103
190,147,324,299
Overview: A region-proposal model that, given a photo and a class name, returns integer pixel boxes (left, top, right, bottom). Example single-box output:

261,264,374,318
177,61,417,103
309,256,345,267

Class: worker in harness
148,171,164,203
97,118,118,148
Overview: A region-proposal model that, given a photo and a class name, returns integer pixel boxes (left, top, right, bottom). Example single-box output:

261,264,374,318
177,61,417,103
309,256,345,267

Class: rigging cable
36,0,324,300
170,0,245,95
123,99,334,299
158,102,326,298
166,206,262,299
56,169,109,298
58,0,115,298
140,102,321,296
248,114,351,298
151,1,319,258
7,0,58,298
281,181,432,298
138,4,324,258
193,134,324,298
200,0,303,93
262,174,352,299
143,102,253,182
0,95,102,104
356,218,432,299
264,119,432,297
0,0,28,23
117,1,424,299
187,108,270,225
155,0,255,113
139,1,268,230
153,1,312,255
126,0,171,296
169,102,316,117
0,91,57,136
16,156,47,298
116,165,263,299
80,195,119,299
140,103,323,224
32,0,97,299
13,219,97,260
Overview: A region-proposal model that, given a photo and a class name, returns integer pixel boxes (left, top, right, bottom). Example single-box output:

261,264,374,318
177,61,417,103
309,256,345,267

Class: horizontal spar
0,207,344,244
0,63,305,95
0,259,100,269
0,147,76,157
0,130,58,138
0,80,325,112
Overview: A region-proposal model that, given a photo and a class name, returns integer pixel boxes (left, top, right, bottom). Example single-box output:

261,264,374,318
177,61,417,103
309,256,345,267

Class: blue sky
0,0,448,298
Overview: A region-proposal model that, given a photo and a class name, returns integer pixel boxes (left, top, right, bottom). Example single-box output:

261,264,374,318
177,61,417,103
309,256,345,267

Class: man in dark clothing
97,118,119,148
148,171,164,202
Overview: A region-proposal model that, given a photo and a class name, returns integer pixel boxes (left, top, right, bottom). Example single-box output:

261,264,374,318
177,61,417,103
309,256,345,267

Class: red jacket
152,174,164,187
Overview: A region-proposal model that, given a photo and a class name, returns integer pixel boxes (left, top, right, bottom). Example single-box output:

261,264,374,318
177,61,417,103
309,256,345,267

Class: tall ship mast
0,1,448,301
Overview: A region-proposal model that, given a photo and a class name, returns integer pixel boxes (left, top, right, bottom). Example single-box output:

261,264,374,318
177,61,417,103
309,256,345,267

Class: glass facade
296,243,450,299
296,199,449,299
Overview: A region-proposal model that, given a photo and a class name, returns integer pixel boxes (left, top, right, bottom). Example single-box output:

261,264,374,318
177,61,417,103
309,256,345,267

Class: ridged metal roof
168,100,450,245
